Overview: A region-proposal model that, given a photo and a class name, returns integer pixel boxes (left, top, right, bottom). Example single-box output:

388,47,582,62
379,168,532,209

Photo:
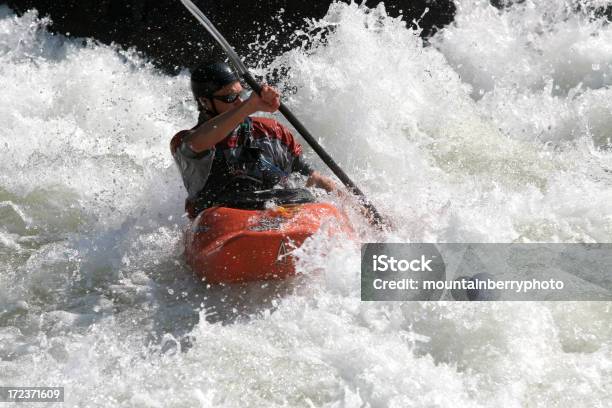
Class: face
201,81,244,115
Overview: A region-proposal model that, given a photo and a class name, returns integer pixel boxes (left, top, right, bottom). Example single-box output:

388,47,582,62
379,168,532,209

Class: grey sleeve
291,154,315,177
173,141,215,199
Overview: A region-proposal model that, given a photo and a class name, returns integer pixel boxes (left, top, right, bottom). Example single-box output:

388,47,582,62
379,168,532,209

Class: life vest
171,117,305,218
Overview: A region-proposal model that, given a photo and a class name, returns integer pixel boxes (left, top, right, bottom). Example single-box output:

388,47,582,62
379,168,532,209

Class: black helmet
191,62,239,100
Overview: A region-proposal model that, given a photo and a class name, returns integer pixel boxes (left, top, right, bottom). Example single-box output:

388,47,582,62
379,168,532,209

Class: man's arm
184,102,255,152
184,85,281,153
291,154,337,193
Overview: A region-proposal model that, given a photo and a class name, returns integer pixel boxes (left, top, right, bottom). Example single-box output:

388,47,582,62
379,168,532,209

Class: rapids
1,1,611,406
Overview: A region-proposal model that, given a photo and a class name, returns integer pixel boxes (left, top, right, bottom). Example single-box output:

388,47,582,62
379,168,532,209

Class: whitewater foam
0,2,611,407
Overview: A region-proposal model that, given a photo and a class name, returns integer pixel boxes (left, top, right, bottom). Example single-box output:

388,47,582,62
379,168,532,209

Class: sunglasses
212,89,250,104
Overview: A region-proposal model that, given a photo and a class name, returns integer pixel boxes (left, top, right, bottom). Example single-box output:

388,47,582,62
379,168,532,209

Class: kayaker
171,62,337,217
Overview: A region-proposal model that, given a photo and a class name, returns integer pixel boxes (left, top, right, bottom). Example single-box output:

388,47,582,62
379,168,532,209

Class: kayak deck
185,203,351,283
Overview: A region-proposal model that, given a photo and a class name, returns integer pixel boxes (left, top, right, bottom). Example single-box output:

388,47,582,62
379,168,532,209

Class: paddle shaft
241,72,383,224
180,0,385,226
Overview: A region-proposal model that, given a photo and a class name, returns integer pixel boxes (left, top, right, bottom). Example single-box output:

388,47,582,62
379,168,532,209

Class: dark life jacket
171,116,313,217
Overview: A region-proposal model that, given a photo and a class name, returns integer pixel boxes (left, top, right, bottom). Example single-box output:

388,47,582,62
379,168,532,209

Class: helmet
191,62,239,100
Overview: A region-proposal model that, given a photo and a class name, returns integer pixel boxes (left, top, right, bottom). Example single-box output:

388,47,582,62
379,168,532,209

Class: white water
1,1,611,406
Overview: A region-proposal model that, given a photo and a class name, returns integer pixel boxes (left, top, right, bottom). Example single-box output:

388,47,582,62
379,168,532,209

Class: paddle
180,0,387,228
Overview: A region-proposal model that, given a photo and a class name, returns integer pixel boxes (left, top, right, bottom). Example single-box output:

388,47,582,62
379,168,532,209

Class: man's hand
246,84,281,113
306,171,337,193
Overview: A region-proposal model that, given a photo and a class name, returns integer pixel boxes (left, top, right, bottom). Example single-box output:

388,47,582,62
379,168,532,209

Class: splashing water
0,1,611,407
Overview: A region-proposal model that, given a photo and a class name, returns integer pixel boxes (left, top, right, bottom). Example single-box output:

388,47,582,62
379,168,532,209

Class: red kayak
184,191,351,283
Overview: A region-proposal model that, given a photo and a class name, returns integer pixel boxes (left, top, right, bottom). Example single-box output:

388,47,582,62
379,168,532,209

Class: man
171,62,336,217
